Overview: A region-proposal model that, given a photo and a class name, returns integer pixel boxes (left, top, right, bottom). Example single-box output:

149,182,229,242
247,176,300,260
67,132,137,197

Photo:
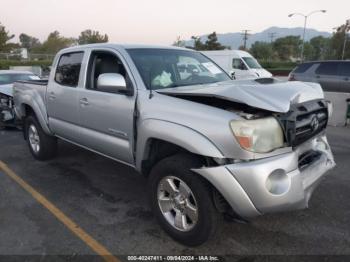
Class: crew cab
13,44,335,246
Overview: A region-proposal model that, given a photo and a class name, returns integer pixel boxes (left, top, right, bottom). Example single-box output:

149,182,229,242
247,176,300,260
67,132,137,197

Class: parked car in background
0,70,40,128
201,50,272,79
289,60,350,93
14,44,335,246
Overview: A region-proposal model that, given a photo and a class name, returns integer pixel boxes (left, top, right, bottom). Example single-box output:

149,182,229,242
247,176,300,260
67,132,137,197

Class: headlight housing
230,117,284,153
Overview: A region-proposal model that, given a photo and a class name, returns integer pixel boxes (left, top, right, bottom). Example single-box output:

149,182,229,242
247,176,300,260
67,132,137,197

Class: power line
241,30,251,49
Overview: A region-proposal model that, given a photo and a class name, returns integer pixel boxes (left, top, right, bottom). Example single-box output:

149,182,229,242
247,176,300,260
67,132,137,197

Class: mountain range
185,27,332,49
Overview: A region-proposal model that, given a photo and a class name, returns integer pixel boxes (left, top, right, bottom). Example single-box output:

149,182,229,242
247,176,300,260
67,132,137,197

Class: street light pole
288,10,327,62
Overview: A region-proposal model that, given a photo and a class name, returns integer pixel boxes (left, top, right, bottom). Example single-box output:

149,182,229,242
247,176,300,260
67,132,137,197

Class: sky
1,0,349,45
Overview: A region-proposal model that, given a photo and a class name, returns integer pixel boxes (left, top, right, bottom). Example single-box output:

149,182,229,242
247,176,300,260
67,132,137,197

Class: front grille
276,100,328,147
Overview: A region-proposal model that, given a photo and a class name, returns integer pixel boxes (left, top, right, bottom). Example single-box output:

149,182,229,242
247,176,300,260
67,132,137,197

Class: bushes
259,61,297,69
259,61,297,76
0,60,52,70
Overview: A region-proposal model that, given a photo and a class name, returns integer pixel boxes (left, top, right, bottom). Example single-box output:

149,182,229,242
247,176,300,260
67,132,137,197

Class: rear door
77,48,136,165
314,62,341,92
47,51,85,141
338,62,350,93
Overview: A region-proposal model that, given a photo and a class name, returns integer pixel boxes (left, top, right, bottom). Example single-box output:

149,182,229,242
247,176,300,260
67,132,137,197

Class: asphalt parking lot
0,126,350,260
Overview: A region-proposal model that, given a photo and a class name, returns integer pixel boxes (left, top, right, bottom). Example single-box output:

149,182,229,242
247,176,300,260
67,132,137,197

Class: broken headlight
230,117,284,153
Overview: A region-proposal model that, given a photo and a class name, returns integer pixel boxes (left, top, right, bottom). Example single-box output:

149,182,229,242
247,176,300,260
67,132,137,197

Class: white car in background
202,50,272,79
0,70,40,127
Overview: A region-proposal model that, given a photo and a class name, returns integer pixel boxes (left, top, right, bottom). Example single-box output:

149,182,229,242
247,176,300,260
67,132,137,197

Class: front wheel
25,115,57,161
148,154,219,246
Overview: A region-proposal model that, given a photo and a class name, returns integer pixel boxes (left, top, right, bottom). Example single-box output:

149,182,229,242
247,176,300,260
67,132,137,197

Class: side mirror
97,73,131,95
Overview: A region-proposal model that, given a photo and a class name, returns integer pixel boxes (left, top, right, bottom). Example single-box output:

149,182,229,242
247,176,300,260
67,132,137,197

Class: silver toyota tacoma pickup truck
13,44,335,246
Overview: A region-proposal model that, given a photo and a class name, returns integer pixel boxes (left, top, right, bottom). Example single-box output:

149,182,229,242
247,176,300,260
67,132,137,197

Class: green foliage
250,41,274,60
19,33,41,51
78,29,108,45
0,22,17,52
204,32,226,50
331,24,350,59
0,59,52,70
273,36,302,60
191,32,227,51
38,31,76,54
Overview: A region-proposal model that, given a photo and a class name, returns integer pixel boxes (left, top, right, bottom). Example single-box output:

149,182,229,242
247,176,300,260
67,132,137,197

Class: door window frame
84,48,135,95
54,51,84,88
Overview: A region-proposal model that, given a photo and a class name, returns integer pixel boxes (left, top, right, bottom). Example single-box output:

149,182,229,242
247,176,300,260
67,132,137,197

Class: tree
0,22,17,52
191,32,227,51
40,31,76,54
78,29,108,45
204,32,226,50
308,36,332,60
250,41,274,60
191,36,206,50
19,33,41,51
173,36,185,47
331,23,350,60
273,36,302,61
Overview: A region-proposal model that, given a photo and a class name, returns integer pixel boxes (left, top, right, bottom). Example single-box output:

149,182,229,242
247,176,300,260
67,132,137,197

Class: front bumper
192,134,335,218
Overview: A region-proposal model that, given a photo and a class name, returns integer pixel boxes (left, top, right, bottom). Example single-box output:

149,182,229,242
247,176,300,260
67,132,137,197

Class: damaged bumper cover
192,134,335,218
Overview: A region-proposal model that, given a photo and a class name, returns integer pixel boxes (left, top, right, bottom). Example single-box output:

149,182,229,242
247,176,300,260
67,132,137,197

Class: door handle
316,75,321,79
344,77,349,81
79,98,89,106
48,92,56,100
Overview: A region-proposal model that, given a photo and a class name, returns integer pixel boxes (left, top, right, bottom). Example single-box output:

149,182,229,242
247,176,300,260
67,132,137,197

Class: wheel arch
135,119,224,174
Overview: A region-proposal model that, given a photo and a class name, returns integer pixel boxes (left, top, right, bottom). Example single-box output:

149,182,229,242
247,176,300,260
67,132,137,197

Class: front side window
232,58,247,70
127,49,230,90
86,51,129,92
55,52,84,87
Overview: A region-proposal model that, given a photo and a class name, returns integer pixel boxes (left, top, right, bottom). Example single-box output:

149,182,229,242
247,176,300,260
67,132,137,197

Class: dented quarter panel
13,81,52,135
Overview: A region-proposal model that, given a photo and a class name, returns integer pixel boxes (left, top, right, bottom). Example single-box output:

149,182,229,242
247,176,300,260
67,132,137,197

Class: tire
148,153,219,246
25,115,57,161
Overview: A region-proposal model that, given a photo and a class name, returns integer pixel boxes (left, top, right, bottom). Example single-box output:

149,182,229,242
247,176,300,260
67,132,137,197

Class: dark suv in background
289,60,350,93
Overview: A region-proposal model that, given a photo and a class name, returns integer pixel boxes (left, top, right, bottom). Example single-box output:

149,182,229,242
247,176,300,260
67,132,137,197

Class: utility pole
241,30,251,50
268,32,277,43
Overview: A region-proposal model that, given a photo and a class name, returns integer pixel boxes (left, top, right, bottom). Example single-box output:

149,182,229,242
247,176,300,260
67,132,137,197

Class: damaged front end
0,93,19,129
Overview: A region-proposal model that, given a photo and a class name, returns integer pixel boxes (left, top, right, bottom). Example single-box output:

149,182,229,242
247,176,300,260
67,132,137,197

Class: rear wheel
148,154,219,246
25,115,57,160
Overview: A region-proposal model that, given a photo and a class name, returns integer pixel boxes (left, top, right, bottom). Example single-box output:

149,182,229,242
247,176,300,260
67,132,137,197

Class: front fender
135,119,224,170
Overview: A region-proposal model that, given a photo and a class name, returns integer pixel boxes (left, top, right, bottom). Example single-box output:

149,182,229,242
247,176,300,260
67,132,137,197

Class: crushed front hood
157,79,324,113
0,84,13,97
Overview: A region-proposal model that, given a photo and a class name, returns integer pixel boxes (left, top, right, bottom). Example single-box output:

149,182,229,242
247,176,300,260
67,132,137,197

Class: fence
0,53,55,61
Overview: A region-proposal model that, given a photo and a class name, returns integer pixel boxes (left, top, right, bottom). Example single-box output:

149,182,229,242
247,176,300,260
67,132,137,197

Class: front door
77,49,136,165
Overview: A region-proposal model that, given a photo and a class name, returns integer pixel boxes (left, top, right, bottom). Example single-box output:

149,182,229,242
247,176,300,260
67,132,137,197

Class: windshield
242,57,262,69
0,73,40,85
127,48,230,90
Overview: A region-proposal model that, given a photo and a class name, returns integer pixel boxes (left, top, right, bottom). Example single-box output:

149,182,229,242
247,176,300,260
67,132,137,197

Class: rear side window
315,62,339,76
55,52,84,87
293,63,314,73
339,62,350,77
